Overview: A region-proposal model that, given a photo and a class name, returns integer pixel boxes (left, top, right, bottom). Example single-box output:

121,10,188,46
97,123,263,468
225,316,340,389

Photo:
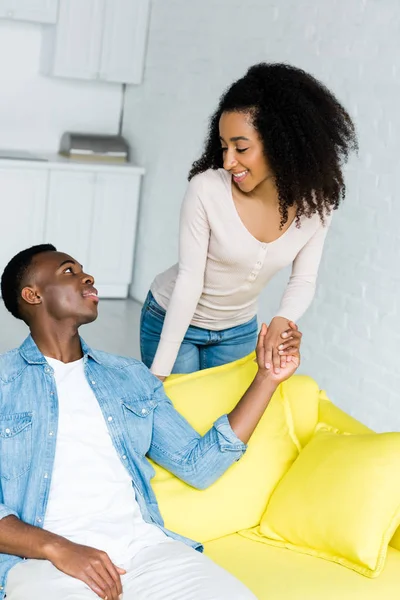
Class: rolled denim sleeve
213,414,247,452
148,385,247,490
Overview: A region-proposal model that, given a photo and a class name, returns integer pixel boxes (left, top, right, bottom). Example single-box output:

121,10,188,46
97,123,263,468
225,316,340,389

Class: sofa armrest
318,394,373,435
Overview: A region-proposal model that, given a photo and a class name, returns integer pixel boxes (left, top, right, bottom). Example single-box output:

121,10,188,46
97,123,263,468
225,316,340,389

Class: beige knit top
150,168,331,376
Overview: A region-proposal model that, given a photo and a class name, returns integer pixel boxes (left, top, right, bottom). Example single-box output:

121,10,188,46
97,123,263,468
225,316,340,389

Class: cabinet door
88,173,141,296
44,170,96,266
0,168,48,284
9,0,58,23
100,0,150,84
49,0,105,80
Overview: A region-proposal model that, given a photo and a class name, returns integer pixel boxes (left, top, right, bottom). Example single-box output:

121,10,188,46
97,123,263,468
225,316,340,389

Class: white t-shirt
43,357,170,564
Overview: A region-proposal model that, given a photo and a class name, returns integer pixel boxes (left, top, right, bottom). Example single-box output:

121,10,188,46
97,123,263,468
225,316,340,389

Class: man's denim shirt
0,335,247,597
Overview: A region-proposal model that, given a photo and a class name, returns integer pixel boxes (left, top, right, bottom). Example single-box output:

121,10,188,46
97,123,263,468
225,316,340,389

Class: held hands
262,316,302,375
45,538,125,600
256,321,301,383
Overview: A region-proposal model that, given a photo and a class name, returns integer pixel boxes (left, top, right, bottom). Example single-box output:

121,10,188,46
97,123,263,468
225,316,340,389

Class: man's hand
256,322,301,383
155,374,166,382
44,538,126,600
229,322,301,443
262,317,302,374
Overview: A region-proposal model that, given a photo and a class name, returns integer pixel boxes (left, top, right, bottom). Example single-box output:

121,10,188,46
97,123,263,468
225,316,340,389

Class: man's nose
82,272,95,285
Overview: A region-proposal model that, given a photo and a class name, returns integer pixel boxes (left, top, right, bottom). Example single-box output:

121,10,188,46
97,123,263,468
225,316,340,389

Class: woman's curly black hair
189,63,358,226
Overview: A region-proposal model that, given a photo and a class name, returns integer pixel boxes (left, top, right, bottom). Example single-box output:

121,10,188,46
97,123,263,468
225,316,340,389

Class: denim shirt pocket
121,396,157,456
0,412,33,481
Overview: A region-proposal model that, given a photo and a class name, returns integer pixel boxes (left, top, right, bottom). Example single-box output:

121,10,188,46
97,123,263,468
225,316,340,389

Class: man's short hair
1,244,57,321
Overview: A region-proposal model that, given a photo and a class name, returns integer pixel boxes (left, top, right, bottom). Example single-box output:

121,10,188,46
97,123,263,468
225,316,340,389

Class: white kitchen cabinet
44,170,96,262
88,173,141,295
38,159,144,297
41,0,150,84
45,170,140,297
0,0,58,23
41,0,105,81
0,168,48,288
100,0,150,84
0,157,144,299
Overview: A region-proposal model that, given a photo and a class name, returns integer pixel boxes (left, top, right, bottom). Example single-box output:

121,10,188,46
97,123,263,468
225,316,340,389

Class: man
0,244,301,600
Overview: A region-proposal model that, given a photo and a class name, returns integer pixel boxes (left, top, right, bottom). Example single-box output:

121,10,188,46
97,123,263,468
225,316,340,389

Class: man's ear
21,286,42,307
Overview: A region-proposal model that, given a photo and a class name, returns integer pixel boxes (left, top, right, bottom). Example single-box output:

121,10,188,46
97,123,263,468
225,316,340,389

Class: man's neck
29,320,83,363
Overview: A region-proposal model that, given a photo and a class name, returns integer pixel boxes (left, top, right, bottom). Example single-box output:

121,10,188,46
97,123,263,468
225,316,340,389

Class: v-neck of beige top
221,168,297,246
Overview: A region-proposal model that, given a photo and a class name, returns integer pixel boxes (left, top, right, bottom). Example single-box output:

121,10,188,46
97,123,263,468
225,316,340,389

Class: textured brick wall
123,0,400,431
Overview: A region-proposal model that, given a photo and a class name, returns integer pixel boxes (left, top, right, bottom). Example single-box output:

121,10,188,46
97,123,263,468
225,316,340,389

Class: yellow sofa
151,354,400,599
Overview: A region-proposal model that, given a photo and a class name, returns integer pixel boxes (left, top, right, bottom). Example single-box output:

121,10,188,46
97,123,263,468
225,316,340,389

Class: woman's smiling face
219,111,274,193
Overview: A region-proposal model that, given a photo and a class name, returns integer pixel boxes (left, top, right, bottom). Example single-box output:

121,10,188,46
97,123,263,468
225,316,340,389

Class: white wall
123,0,400,432
0,20,122,151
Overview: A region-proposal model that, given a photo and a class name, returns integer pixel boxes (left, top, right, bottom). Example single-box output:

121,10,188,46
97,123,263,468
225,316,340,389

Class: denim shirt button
91,381,96,385
141,408,147,415
122,455,127,460
36,517,42,523
108,416,113,422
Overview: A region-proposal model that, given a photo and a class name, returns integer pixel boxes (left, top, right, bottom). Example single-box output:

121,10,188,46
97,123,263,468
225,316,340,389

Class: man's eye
64,267,73,274
237,148,249,154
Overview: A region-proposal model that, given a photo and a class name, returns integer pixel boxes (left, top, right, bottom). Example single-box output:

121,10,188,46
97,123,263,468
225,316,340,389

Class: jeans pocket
146,295,166,320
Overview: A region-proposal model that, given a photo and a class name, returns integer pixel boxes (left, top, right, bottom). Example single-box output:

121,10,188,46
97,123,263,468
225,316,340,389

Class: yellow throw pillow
316,421,400,552
151,353,304,543
243,430,400,577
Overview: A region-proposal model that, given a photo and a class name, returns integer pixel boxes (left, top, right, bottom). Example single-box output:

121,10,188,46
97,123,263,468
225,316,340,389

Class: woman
141,62,357,380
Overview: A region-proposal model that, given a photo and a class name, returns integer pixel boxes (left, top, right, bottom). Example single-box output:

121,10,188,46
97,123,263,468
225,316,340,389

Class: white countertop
0,151,145,175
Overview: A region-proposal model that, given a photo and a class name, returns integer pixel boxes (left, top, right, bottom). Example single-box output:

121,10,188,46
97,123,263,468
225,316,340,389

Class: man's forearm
0,515,63,560
228,372,278,444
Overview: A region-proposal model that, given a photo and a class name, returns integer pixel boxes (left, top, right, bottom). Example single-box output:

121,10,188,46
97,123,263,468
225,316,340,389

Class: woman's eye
237,148,249,154
221,147,227,153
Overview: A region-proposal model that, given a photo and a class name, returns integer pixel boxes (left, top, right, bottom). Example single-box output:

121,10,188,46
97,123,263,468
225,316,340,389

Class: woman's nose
223,149,238,171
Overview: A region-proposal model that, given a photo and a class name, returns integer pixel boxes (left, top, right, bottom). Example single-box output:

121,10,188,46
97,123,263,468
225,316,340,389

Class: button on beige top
151,168,331,376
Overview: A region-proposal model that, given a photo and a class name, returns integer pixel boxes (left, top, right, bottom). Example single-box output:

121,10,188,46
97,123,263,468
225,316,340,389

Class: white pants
6,541,256,600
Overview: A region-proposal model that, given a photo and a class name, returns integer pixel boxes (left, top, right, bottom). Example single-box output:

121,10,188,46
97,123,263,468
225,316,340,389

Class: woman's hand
263,316,302,374
257,322,301,382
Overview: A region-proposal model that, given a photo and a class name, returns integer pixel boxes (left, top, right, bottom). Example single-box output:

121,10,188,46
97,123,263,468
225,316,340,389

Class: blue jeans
140,292,258,374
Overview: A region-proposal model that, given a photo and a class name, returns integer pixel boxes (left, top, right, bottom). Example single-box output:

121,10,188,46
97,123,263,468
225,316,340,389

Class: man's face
22,251,99,325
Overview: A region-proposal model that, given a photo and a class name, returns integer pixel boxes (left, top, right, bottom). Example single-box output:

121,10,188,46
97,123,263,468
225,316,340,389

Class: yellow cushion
151,353,302,543
317,402,400,552
205,533,400,599
246,430,400,577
